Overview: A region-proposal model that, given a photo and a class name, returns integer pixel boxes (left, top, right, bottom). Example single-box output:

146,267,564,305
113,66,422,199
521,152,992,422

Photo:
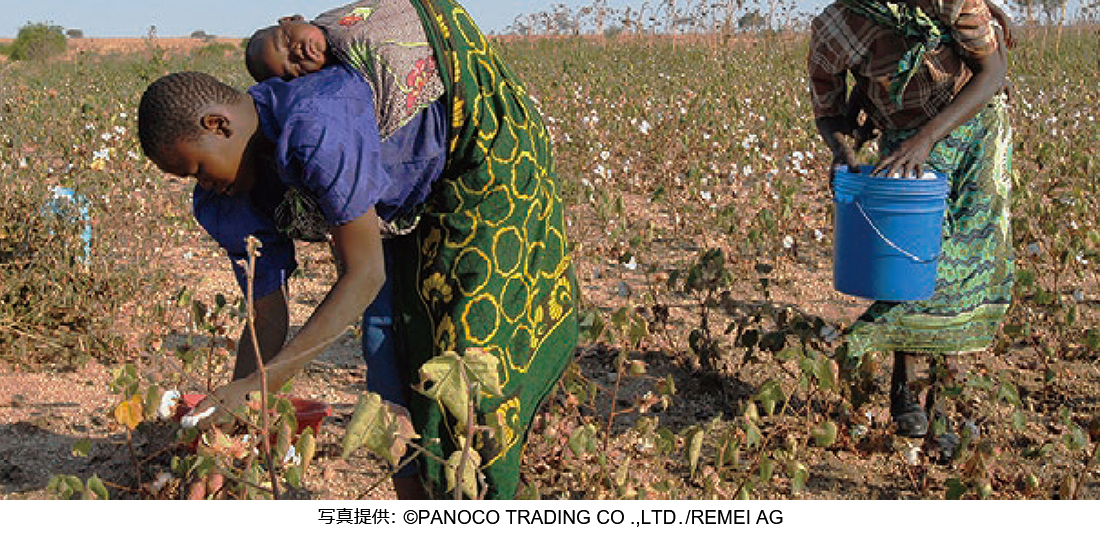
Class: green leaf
685,426,705,476
85,475,108,500
143,384,163,419
341,392,419,466
297,428,317,472
738,328,760,348
610,307,629,329
1064,423,1088,451
745,420,763,449
656,428,676,454
634,416,658,436
629,314,649,348
284,465,303,489
688,329,706,354
759,331,787,353
274,397,297,433
754,379,784,416
1085,329,1100,351
812,421,838,448
743,401,759,422
718,432,741,468
995,381,1021,406
816,355,837,391
275,418,294,465
1017,270,1035,289
579,309,606,343
614,456,632,488
71,439,92,458
945,478,968,500
445,449,481,499
775,346,801,362
56,475,83,499
967,376,995,390
789,461,808,494
416,349,502,429
175,287,192,308
1012,409,1027,432
759,456,774,482
568,423,598,457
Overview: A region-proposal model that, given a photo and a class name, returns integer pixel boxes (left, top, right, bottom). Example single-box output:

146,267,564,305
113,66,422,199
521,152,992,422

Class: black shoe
891,389,929,438
891,353,928,438
929,432,960,464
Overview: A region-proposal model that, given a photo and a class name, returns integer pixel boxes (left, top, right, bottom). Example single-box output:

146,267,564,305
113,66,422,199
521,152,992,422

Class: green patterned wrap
838,0,954,105
845,94,1014,365
388,0,578,499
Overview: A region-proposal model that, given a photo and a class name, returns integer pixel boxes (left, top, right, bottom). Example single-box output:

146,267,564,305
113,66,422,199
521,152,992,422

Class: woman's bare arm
873,25,1008,177
197,207,386,416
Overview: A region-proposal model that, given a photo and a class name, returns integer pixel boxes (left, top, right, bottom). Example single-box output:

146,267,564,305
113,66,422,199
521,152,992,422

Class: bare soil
3,177,1098,501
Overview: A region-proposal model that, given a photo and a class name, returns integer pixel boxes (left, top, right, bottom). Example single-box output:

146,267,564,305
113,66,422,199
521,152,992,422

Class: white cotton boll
158,390,181,419
181,407,216,429
149,472,174,493
904,445,921,466
284,445,301,466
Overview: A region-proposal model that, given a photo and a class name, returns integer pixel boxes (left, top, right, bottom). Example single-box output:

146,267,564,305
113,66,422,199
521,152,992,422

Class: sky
0,0,1088,38
0,0,841,38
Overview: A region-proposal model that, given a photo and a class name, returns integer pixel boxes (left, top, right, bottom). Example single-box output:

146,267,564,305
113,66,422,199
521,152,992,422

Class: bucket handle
856,202,939,264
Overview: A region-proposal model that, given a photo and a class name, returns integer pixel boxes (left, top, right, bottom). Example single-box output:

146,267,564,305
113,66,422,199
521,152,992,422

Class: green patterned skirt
845,94,1015,364
390,0,578,499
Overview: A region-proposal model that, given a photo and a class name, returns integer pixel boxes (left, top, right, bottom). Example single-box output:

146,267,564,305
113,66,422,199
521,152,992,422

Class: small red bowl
174,393,331,437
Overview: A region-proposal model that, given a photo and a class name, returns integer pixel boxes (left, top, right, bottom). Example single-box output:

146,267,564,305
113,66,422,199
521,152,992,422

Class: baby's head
246,15,331,82
138,71,263,196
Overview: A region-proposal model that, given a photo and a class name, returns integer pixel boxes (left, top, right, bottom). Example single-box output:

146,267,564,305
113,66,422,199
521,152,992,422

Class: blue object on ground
45,186,92,263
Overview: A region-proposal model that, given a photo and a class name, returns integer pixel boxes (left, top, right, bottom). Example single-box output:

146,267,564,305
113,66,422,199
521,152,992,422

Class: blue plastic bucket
832,166,949,301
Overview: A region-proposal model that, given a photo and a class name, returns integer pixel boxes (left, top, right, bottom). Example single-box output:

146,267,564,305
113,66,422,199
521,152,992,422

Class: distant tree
738,9,768,31
1037,0,1068,24
66,29,84,39
8,22,67,61
190,30,216,41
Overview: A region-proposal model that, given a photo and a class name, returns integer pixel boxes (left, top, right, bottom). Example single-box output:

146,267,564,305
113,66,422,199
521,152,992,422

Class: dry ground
1,38,1099,501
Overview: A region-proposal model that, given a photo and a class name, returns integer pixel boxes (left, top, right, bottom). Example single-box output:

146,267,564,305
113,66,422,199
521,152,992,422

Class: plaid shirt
809,0,998,131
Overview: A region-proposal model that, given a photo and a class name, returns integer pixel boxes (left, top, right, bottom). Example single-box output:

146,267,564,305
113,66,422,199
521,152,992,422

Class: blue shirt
193,64,448,298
